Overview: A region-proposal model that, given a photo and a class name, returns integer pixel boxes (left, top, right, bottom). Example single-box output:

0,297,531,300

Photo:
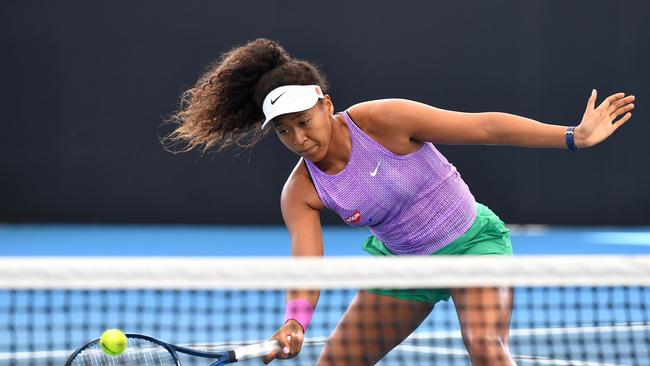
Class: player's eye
299,120,310,127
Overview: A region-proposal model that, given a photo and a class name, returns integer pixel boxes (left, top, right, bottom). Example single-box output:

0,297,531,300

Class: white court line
0,350,70,361
2,322,648,361
395,344,468,356
404,322,650,341
509,322,650,337
514,355,626,366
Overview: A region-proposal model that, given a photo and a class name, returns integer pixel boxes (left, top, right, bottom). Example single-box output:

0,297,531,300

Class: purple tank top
304,111,477,255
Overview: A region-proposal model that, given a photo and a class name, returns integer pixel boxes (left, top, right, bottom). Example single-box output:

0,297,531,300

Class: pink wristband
284,299,314,332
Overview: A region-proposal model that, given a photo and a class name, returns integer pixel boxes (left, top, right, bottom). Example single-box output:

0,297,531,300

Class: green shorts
361,203,512,303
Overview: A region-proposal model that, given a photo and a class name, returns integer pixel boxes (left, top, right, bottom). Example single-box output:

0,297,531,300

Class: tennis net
1,256,649,365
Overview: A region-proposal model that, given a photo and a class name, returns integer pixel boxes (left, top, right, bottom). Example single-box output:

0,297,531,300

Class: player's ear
322,95,334,115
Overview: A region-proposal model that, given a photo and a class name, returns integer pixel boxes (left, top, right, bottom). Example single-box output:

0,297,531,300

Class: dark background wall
1,1,648,226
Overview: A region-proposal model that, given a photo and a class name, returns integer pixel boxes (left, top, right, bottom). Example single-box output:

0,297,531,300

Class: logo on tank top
370,161,381,177
344,210,362,224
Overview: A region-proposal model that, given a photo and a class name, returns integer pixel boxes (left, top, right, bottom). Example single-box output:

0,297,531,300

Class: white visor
261,85,324,129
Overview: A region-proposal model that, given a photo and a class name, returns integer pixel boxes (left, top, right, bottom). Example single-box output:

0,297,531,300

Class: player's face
272,97,334,162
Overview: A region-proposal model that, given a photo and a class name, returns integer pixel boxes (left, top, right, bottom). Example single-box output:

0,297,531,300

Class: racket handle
233,340,280,360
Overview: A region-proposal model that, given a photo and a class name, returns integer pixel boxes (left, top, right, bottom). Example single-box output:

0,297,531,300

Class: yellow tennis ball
99,329,127,356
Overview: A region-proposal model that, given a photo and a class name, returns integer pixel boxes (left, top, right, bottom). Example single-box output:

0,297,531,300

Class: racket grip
233,340,280,360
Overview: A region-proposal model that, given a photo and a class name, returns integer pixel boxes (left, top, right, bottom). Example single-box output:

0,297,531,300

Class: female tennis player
168,39,635,365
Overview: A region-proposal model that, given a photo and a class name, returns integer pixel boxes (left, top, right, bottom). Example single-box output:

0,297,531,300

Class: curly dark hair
165,38,328,153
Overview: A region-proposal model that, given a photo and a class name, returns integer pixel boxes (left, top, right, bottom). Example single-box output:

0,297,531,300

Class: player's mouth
299,145,318,155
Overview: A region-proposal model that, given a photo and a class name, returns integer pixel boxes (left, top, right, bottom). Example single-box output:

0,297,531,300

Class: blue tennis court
2,225,650,257
1,225,649,365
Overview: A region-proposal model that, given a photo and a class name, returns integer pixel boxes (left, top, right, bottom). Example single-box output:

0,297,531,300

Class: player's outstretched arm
362,92,635,149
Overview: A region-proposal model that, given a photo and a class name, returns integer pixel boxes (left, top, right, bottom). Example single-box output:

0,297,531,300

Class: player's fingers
276,335,291,359
598,92,625,111
612,112,632,130
262,349,277,364
290,332,304,356
608,95,635,114
610,103,635,120
264,330,291,361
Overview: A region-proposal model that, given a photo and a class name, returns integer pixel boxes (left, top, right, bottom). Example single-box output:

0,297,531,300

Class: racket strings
68,338,177,366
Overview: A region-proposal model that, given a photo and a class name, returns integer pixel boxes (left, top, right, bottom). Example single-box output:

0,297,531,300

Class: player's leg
316,290,434,366
451,287,515,366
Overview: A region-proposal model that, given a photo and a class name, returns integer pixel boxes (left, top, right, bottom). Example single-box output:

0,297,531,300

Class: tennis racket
65,333,280,366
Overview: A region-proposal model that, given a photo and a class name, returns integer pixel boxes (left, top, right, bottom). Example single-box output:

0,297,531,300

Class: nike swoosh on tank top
304,111,477,255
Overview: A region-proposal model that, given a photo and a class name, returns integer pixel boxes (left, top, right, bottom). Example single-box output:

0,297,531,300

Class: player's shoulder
346,98,419,142
281,158,324,210
346,98,420,135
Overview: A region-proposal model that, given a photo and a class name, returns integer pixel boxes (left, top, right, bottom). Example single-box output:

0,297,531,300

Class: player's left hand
575,89,635,148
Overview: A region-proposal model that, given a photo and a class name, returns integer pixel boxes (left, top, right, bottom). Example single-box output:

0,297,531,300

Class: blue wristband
565,126,578,152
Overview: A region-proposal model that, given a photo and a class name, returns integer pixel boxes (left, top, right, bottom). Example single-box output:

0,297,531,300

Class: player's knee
465,334,510,365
